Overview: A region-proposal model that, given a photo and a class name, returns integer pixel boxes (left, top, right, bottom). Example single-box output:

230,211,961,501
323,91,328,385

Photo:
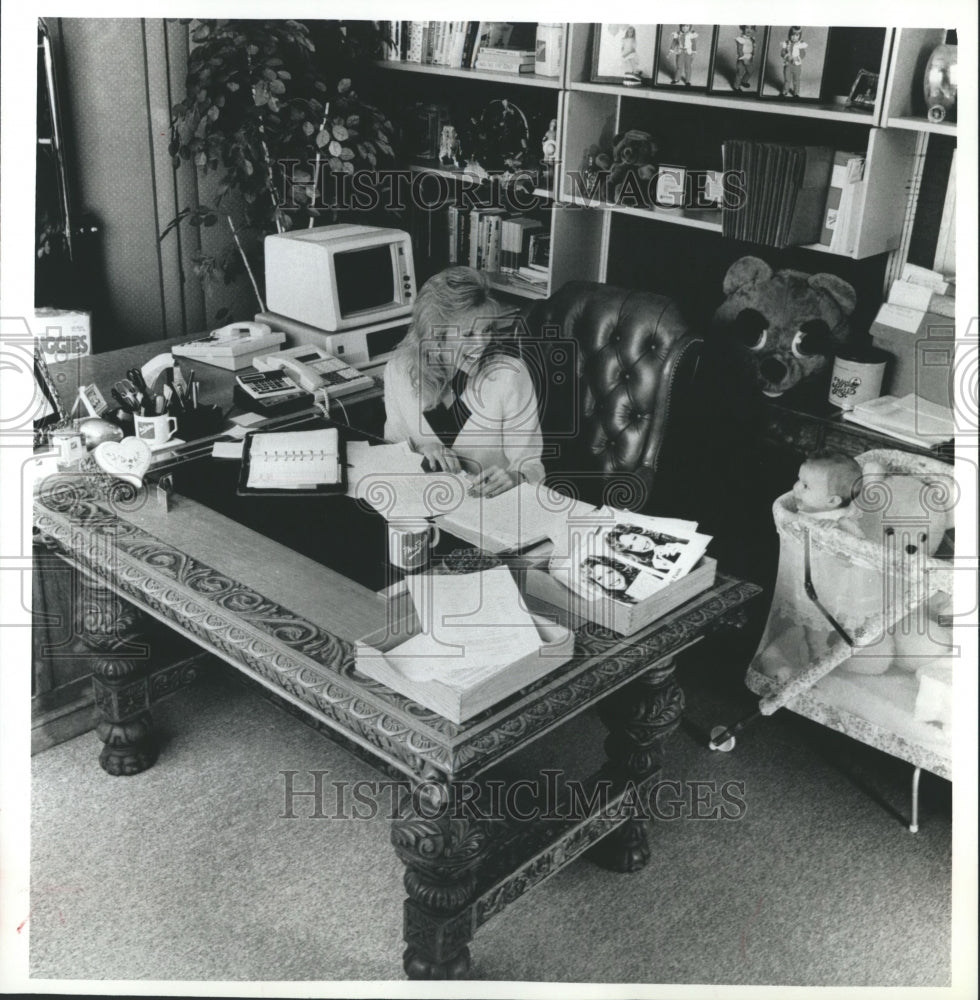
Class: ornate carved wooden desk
33,471,759,979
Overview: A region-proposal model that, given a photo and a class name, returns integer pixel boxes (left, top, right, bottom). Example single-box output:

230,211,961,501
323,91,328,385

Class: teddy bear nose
760,358,787,383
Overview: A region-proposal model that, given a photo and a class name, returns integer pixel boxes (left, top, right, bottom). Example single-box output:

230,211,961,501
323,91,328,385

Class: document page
443,482,597,551
385,567,543,685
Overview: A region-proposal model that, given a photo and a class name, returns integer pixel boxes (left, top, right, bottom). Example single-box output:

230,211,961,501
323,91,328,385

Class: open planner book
238,427,345,494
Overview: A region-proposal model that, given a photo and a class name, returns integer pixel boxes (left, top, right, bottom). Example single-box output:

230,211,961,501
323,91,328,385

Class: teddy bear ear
722,256,772,296
808,273,857,316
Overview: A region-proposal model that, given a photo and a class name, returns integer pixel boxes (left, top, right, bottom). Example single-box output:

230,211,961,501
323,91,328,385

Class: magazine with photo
599,520,711,582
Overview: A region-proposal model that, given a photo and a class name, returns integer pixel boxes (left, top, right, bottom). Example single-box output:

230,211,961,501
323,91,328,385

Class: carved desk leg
78,575,157,776
390,775,492,979
591,657,685,872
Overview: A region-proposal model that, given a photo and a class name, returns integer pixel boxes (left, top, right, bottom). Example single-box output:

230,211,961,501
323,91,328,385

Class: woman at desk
383,266,545,497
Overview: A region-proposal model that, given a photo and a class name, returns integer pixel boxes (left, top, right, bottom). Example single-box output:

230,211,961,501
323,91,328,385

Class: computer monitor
264,224,415,332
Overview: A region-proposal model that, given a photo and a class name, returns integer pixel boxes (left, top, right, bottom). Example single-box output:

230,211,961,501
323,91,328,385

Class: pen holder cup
176,404,224,441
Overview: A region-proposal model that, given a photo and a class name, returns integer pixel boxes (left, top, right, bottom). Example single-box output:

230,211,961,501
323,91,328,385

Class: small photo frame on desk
709,25,767,95
655,25,714,89
591,23,658,85
761,26,829,100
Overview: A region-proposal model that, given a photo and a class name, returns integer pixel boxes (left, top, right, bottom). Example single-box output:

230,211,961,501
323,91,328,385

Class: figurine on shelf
668,25,699,86
439,125,461,168
541,119,558,165
780,26,808,98
733,26,758,91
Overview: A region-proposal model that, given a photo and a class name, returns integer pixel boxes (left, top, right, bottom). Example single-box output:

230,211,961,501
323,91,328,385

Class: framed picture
847,69,879,110
709,25,767,95
655,165,687,209
655,25,714,89
761,26,829,99
591,24,657,85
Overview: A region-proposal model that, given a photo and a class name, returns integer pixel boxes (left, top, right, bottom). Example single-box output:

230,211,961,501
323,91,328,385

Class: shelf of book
486,271,549,299
884,115,957,138
373,59,564,90
563,195,723,233
566,81,880,124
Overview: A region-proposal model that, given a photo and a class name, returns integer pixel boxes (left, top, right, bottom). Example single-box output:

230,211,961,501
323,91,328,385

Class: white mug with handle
133,413,179,446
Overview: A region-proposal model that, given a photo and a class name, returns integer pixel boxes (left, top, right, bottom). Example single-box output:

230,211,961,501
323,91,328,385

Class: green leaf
328,156,342,172
262,67,277,81
243,159,254,176
337,77,351,93
303,121,315,137
207,105,220,121
203,213,218,226
341,161,354,175
277,70,292,80
346,115,360,127
331,124,349,141
227,81,240,92
328,139,342,157
269,79,286,95
339,147,355,161
315,130,330,148
194,151,207,166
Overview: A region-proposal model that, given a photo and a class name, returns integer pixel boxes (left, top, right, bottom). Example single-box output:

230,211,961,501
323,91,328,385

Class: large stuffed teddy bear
713,256,857,398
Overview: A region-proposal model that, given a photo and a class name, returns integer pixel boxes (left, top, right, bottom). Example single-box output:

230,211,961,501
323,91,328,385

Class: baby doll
733,26,757,91
780,26,808,97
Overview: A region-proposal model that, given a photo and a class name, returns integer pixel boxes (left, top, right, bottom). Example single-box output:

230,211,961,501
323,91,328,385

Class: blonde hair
394,266,505,409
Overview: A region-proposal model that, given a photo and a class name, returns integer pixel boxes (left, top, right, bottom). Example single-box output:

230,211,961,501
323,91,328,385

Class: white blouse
383,352,545,484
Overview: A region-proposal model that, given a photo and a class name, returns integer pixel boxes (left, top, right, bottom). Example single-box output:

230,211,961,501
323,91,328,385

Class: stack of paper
842,394,954,448
355,566,575,722
436,481,598,553
548,509,712,607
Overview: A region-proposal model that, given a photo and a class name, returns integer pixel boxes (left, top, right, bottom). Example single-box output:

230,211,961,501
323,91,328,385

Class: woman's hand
419,443,462,474
468,466,519,498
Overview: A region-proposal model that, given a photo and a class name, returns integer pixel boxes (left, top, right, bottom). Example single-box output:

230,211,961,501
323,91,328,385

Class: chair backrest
522,281,702,512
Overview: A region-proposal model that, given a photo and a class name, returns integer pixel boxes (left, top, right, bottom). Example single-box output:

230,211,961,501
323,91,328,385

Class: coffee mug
133,413,179,445
389,519,440,573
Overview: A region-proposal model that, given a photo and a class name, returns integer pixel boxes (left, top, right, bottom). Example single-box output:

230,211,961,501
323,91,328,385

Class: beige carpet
30,645,952,985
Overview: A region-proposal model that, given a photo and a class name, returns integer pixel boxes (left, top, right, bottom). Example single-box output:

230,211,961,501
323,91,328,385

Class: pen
190,378,199,409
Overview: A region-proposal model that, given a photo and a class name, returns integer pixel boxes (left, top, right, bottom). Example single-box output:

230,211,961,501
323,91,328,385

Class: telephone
253,345,374,398
173,321,285,371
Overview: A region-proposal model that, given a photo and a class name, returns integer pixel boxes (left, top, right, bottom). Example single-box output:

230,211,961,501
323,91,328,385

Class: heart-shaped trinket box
93,437,152,488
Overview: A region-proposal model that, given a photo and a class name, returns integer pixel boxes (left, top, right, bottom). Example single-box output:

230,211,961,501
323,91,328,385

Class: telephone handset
253,345,374,395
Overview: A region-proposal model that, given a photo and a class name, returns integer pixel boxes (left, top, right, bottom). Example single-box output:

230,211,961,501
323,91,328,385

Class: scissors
113,379,140,411
127,368,150,398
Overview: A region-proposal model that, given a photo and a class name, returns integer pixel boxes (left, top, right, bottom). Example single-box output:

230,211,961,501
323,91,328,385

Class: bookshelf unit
370,21,957,306
369,32,565,300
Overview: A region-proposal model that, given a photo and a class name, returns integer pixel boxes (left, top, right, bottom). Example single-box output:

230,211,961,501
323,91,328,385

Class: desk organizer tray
524,557,717,636
355,590,575,724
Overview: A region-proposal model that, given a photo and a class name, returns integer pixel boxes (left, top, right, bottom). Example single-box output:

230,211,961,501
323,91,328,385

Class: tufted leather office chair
522,281,703,515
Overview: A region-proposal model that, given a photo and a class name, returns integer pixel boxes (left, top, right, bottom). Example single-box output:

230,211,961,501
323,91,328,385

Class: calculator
233,371,314,417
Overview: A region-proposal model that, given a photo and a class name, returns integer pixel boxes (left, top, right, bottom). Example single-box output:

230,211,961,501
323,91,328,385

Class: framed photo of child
709,25,768,95
761,26,830,99
591,24,658,86
655,25,714,89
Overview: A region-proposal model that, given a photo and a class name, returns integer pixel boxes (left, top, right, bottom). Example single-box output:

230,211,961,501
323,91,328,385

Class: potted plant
161,18,396,322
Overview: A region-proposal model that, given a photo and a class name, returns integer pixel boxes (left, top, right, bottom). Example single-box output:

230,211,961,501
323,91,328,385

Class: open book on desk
238,427,346,495
436,481,598,554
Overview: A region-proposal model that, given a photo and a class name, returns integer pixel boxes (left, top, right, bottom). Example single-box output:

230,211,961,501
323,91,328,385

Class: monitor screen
334,246,395,316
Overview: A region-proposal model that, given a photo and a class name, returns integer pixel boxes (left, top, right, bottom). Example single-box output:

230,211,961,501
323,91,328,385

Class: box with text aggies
34,308,91,361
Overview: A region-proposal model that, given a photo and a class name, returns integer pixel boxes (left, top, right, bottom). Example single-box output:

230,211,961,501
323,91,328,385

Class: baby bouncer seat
711,449,955,831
